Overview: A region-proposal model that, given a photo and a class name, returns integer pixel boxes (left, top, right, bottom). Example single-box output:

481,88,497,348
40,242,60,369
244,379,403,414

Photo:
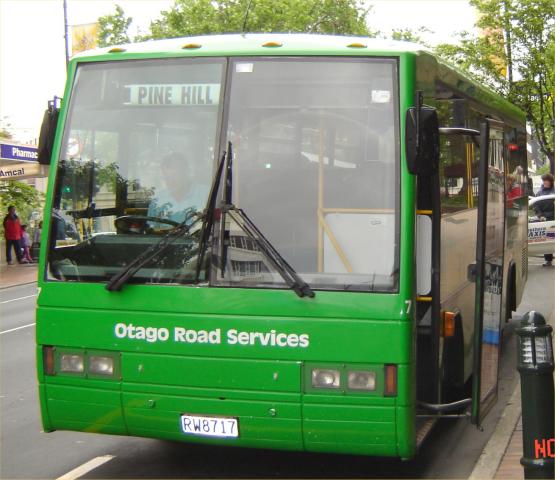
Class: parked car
528,193,555,257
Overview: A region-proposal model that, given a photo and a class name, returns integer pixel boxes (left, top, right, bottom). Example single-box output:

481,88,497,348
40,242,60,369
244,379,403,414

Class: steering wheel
114,215,179,234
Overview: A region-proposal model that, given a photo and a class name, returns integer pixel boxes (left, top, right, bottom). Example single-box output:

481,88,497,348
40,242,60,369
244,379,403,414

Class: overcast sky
0,0,477,144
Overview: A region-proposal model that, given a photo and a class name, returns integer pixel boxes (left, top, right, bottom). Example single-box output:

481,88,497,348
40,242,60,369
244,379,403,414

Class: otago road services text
115,323,310,348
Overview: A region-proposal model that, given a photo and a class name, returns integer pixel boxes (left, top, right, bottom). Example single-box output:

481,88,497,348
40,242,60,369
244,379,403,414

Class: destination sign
125,83,220,106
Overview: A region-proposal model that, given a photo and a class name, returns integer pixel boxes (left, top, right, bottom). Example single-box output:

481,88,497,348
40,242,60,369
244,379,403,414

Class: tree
390,27,432,47
0,116,13,140
146,0,373,39
0,181,44,236
97,4,133,47
435,0,555,171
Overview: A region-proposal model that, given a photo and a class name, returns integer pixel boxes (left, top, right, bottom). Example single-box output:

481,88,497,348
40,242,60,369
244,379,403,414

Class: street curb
468,382,521,479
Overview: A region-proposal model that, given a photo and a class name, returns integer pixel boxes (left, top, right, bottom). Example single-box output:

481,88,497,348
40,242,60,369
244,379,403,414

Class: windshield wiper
198,143,313,298
215,144,313,298
226,207,315,298
219,142,233,278
106,210,199,292
195,148,228,281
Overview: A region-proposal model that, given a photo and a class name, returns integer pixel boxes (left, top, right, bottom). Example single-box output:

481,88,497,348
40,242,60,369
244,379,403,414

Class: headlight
89,356,114,375
60,353,84,373
47,348,119,378
311,369,340,388
347,370,376,391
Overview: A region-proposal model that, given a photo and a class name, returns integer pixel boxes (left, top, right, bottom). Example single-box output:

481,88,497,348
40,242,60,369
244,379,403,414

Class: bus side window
439,135,478,214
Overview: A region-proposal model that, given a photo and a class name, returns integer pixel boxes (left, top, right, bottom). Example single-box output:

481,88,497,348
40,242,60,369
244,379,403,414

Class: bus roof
73,33,428,59
72,33,525,124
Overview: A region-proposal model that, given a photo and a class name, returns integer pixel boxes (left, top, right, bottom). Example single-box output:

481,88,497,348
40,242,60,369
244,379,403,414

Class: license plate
180,414,239,438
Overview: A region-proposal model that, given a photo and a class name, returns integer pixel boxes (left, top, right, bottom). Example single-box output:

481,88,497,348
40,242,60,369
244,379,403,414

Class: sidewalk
470,270,555,480
495,416,524,479
0,262,39,289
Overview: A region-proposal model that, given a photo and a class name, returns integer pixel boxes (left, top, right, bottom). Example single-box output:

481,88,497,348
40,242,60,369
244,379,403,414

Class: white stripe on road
56,455,115,480
0,323,35,335
0,294,37,304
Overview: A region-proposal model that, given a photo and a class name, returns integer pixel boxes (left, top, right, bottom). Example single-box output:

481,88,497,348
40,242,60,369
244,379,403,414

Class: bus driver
147,151,208,226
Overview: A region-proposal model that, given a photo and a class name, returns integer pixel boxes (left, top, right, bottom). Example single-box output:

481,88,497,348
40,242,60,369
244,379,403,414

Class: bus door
472,119,505,426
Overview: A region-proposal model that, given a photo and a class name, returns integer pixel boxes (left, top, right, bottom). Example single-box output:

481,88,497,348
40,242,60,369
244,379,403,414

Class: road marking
0,323,35,335
56,455,115,480
0,294,37,304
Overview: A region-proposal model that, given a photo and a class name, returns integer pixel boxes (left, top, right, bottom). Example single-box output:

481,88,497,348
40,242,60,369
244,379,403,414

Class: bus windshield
48,58,224,284
48,57,400,292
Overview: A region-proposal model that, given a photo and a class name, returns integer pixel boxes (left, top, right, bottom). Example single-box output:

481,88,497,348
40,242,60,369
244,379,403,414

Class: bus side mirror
405,106,439,176
38,98,61,165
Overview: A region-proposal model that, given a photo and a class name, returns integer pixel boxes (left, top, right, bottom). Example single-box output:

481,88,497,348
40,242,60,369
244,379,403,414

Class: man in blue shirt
148,152,209,227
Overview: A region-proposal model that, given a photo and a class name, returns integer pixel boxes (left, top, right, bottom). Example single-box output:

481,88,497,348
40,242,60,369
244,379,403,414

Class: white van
528,193,555,257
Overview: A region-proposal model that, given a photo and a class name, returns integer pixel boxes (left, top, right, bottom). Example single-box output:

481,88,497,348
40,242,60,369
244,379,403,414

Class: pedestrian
20,225,33,263
33,220,42,244
32,220,42,259
3,205,25,265
534,173,554,266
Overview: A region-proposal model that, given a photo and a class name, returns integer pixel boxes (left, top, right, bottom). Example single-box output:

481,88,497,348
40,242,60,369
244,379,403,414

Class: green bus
36,34,528,459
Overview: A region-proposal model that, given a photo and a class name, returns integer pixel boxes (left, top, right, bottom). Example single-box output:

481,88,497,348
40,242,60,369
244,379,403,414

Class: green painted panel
123,382,300,403
46,384,126,433
46,384,122,404
124,394,302,446
305,441,397,456
122,354,300,392
303,404,395,423
304,419,395,446
45,375,121,391
395,364,413,407
37,384,53,432
37,307,412,364
398,53,417,305
37,282,409,322
125,409,300,440
122,392,301,419
302,394,395,407
396,405,416,459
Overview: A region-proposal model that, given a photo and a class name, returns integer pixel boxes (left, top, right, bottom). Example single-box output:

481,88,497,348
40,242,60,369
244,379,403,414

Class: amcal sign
0,162,48,180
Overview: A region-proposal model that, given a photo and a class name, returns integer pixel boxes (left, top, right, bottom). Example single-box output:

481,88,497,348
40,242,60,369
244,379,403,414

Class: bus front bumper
39,352,415,458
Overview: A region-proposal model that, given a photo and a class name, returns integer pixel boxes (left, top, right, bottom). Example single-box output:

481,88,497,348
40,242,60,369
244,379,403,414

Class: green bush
0,181,44,236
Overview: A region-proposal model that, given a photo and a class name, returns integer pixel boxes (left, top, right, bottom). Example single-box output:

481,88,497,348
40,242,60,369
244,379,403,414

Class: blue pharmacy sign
0,143,38,162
